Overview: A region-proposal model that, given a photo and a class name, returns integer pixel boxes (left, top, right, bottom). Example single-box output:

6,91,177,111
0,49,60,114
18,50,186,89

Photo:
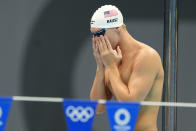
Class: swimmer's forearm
107,65,136,101
90,69,107,100
90,69,109,114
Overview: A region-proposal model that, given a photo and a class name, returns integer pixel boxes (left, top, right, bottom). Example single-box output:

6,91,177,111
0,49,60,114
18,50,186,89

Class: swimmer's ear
114,27,121,35
115,27,120,31
116,26,124,32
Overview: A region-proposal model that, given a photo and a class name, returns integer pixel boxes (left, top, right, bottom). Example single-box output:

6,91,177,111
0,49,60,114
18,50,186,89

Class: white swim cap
90,5,124,28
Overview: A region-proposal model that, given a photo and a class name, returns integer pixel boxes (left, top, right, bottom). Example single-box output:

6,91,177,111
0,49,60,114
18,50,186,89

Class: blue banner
0,97,13,131
63,99,98,131
106,101,140,131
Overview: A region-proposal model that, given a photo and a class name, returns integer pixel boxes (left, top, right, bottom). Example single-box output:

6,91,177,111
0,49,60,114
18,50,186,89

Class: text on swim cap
107,18,118,23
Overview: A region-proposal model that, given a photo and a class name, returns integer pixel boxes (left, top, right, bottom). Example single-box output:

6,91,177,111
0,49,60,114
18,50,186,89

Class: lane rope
12,96,196,108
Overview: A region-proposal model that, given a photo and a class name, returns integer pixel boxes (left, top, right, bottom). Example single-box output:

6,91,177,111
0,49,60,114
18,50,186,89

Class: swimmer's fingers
100,35,107,51
95,43,104,65
104,36,112,50
94,42,100,57
95,43,100,55
97,38,104,52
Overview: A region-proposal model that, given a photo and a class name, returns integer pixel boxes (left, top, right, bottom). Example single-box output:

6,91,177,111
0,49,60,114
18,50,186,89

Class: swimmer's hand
97,36,122,68
92,37,104,71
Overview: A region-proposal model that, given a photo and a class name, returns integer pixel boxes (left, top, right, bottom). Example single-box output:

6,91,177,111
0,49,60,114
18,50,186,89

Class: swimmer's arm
107,57,157,101
90,69,112,114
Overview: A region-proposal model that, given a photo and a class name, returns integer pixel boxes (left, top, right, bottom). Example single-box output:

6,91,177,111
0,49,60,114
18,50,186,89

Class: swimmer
89,5,164,131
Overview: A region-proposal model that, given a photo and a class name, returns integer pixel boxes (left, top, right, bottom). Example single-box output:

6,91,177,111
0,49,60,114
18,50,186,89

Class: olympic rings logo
114,108,131,126
65,106,94,123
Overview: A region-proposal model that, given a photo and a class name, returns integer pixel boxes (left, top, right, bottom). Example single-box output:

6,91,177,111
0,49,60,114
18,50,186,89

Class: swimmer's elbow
96,107,105,114
95,103,106,114
89,96,106,114
96,110,105,114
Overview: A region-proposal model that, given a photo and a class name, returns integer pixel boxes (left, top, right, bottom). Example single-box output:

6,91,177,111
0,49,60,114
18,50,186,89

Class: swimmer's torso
104,42,164,131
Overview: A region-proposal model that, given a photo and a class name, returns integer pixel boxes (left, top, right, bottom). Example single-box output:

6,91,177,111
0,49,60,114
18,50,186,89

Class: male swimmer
89,5,164,131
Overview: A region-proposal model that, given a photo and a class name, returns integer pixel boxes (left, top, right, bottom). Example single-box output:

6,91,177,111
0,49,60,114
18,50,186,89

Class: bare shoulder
134,43,163,73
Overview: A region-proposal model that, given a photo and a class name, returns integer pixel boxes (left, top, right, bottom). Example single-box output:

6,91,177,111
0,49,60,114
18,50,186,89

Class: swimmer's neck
117,31,140,57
